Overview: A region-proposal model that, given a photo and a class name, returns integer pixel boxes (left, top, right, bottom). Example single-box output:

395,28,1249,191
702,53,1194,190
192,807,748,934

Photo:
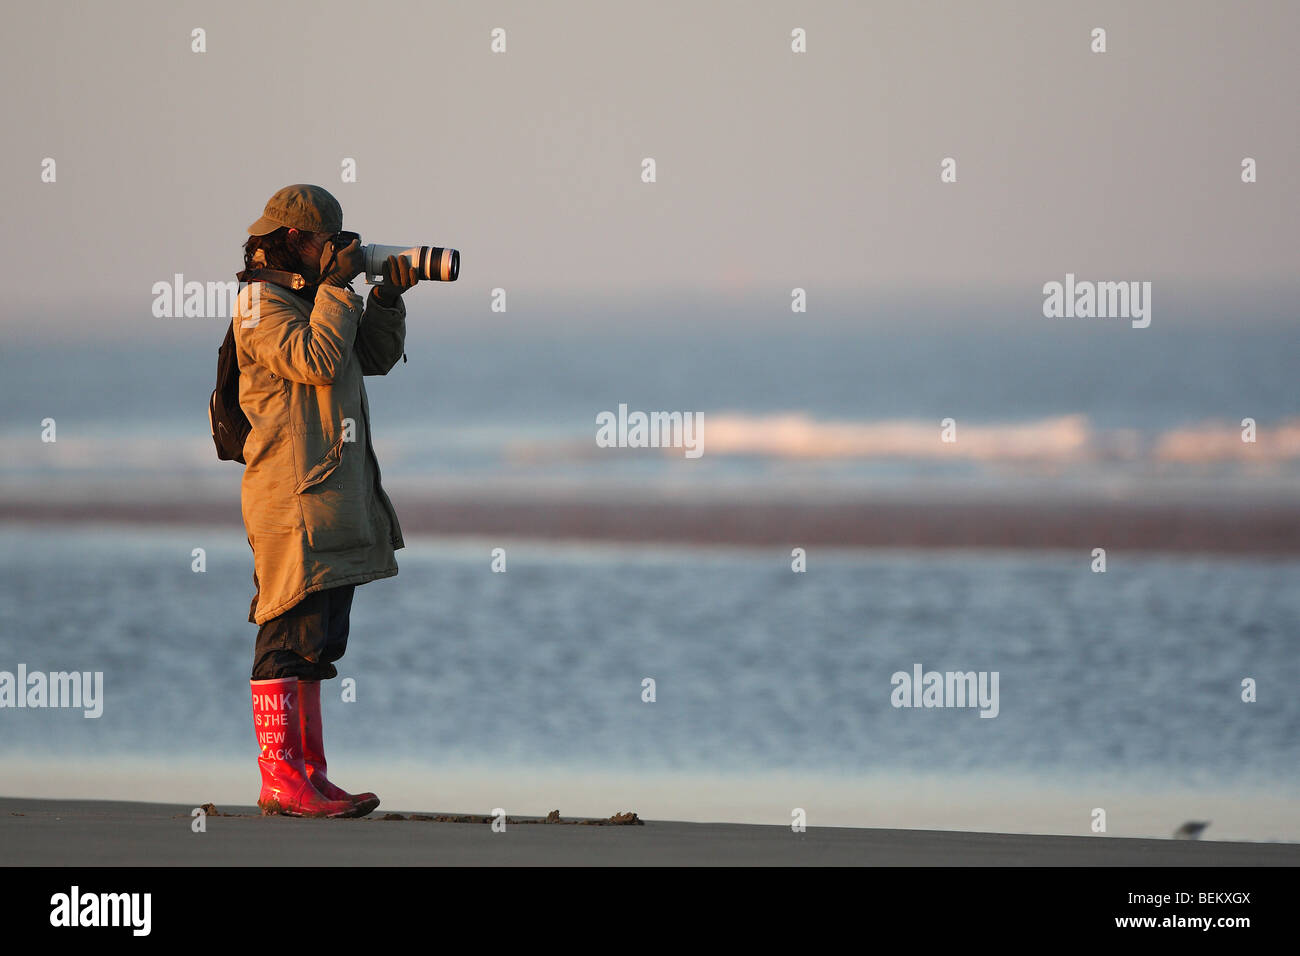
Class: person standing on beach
235,185,419,817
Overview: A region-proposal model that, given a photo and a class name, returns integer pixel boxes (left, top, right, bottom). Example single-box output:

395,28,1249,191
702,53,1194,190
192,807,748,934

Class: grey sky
1,0,1296,328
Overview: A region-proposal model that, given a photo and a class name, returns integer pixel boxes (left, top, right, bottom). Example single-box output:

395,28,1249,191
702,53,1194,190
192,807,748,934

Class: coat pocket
295,437,375,553
294,437,344,494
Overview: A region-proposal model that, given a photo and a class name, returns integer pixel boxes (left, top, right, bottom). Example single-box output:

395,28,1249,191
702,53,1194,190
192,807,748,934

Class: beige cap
247,184,343,236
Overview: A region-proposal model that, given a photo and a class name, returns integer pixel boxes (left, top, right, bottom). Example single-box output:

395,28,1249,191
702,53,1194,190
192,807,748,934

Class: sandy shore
3,491,1300,553
2,797,1296,866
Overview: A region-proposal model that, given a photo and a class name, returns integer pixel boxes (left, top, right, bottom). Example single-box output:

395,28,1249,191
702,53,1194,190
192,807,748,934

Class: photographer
235,184,418,818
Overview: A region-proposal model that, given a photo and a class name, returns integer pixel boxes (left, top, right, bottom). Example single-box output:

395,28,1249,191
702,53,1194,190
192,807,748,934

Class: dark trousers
251,585,356,681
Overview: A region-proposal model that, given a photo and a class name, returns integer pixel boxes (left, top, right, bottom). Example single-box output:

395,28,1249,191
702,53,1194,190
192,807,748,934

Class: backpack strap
236,267,308,290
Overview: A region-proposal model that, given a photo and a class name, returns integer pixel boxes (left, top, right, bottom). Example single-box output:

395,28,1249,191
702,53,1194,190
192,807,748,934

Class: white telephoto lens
362,244,421,283
361,243,459,283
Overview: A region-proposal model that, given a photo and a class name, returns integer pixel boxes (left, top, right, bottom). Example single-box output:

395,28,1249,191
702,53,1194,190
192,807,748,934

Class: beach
3,796,1296,866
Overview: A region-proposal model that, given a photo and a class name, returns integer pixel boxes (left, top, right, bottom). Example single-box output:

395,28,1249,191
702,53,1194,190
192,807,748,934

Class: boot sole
258,798,360,819
349,796,380,818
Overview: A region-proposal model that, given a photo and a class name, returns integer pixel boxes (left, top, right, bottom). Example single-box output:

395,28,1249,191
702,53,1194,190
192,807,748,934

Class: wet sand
2,797,1296,866
3,491,1300,553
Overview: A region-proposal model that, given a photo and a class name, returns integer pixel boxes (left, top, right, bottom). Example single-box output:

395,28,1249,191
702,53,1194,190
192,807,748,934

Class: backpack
209,267,308,464
209,318,251,463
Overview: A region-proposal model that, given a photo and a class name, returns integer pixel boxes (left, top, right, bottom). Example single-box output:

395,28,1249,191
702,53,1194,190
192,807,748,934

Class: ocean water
1,311,1299,499
0,524,1296,837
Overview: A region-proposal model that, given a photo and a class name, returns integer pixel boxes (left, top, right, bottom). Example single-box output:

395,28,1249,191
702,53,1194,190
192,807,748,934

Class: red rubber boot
299,679,380,817
251,678,359,818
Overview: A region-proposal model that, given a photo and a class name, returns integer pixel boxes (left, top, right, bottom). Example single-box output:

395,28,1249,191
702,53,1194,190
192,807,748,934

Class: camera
328,231,460,284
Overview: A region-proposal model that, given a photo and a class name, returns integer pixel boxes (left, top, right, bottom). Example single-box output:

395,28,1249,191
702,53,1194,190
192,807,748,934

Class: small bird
1173,821,1210,840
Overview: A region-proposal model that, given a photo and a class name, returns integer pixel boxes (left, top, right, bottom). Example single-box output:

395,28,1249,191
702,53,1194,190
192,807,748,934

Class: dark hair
243,226,313,274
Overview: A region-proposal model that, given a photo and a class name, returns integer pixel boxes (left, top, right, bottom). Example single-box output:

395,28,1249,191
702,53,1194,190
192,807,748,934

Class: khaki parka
233,280,406,624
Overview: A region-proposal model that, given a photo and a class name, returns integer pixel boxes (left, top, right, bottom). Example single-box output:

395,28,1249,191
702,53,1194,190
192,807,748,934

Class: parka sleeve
355,287,407,376
235,284,362,386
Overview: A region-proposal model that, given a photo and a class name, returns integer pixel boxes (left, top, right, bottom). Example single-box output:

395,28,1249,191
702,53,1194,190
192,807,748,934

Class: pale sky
1,0,1296,327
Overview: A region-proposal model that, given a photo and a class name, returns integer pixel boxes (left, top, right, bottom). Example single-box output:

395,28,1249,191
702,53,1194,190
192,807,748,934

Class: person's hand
319,237,364,288
374,254,419,306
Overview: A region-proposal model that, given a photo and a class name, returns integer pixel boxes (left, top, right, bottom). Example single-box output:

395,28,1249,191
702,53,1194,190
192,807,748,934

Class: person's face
293,230,330,274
